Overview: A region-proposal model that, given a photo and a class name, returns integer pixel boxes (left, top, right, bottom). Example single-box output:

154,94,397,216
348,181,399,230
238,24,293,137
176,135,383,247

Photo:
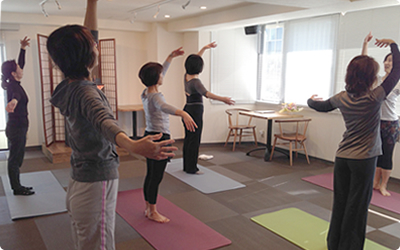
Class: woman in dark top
1,36,34,196
308,38,400,250
183,42,235,174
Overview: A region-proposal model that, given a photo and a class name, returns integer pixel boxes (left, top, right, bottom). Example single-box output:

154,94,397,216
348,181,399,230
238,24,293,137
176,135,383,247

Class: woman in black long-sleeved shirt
1,36,34,196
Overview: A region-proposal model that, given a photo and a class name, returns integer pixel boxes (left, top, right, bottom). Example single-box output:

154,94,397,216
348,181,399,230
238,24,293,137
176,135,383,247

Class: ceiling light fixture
200,6,207,10
128,0,174,21
165,15,170,18
153,5,160,19
40,0,61,17
130,12,137,23
182,0,191,10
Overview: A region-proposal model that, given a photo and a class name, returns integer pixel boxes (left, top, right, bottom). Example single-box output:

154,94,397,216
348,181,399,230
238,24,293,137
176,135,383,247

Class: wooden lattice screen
99,39,118,119
38,35,118,147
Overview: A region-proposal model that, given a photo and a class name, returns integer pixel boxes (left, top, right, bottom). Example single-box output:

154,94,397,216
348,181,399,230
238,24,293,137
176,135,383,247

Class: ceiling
0,0,399,24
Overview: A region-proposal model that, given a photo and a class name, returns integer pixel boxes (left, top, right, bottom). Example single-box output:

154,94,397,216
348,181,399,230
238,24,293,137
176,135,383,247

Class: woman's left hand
20,36,30,50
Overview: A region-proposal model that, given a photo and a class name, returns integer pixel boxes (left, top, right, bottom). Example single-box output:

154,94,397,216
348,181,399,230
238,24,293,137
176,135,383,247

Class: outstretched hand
182,112,197,132
364,32,373,44
170,47,184,58
20,36,30,50
6,99,18,113
310,94,323,101
204,41,217,50
223,97,235,105
375,38,395,48
135,134,177,160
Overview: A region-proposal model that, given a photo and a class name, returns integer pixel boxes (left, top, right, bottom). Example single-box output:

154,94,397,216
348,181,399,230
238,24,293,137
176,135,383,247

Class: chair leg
239,129,243,145
232,129,238,151
269,137,278,161
303,142,310,164
252,128,258,146
295,141,298,158
289,141,293,166
224,129,232,147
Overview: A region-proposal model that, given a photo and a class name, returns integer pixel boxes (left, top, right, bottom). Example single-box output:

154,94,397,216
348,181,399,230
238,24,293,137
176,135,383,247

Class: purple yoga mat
116,189,231,250
302,173,400,215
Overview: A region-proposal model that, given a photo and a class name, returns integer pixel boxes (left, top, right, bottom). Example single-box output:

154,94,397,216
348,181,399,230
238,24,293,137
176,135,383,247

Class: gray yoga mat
166,158,245,194
1,171,67,220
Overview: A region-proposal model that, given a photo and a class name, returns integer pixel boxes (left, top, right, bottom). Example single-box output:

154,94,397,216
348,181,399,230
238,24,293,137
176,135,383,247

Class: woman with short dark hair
308,38,400,250
182,42,235,174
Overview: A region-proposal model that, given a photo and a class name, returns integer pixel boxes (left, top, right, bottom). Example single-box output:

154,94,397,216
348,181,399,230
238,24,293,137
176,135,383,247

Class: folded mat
302,173,400,215
166,158,245,194
116,189,231,250
251,208,389,250
1,171,67,220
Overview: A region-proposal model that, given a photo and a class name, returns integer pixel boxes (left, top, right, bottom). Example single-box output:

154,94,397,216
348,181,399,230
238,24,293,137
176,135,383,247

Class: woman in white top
362,32,400,196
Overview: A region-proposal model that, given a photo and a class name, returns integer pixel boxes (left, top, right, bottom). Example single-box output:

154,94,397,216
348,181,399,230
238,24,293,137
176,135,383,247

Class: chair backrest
225,108,253,127
275,118,312,140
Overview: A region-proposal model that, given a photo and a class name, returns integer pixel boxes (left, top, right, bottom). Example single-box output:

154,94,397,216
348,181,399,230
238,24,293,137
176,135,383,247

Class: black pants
182,104,203,174
143,131,170,204
327,157,376,250
6,126,28,190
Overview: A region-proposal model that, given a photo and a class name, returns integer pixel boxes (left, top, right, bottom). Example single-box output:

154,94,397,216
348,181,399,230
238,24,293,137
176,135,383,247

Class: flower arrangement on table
279,102,303,113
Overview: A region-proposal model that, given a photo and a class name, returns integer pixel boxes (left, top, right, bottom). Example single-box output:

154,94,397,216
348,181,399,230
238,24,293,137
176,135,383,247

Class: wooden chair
224,108,258,151
269,118,311,166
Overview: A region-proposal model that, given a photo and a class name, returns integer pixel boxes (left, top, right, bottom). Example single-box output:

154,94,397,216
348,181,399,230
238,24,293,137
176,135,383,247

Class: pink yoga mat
302,173,400,215
116,189,231,250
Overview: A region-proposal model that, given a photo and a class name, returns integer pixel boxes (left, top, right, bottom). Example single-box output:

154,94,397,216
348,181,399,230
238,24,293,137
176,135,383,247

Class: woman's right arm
378,40,400,95
18,36,30,69
307,95,336,112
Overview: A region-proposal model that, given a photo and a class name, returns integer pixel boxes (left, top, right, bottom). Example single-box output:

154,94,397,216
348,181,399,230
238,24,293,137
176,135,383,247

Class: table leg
263,119,273,161
246,119,273,161
132,111,137,139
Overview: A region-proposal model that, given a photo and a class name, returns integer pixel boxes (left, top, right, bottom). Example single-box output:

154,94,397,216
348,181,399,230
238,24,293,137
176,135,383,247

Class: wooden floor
0,141,400,250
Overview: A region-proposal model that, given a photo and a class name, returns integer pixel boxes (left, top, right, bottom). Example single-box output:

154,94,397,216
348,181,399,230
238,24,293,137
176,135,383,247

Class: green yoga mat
251,208,389,250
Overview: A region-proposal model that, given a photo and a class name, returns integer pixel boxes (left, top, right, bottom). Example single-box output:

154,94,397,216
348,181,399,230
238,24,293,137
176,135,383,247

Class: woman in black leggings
1,36,34,196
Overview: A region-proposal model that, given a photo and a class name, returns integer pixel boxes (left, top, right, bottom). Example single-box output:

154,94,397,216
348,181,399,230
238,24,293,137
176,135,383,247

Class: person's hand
310,94,323,101
134,134,177,160
20,36,30,50
182,112,197,132
170,47,184,58
364,32,373,44
6,99,18,113
223,97,235,105
375,38,395,48
203,41,217,50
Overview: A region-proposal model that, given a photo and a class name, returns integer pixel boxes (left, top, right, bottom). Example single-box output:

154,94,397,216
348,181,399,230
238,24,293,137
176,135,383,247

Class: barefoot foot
379,187,391,196
147,211,170,223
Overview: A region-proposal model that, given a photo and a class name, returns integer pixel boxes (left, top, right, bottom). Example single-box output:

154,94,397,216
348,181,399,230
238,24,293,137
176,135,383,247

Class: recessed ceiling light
165,15,170,18
200,6,207,10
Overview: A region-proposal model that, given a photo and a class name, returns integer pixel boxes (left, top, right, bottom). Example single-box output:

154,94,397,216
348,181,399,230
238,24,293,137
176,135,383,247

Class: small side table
118,104,144,139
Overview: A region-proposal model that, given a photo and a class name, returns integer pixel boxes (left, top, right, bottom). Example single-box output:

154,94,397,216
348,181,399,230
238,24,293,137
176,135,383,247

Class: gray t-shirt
141,60,178,134
141,90,177,134
184,76,208,105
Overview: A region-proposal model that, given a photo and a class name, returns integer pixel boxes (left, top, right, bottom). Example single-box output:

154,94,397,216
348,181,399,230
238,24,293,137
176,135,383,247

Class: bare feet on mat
379,186,391,196
147,210,170,223
195,171,204,175
373,181,381,190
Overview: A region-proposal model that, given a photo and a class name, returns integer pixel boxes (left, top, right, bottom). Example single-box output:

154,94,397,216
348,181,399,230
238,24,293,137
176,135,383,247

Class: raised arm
376,39,400,95
198,41,217,57
162,47,184,76
165,47,184,64
18,36,30,69
361,32,373,56
84,0,98,31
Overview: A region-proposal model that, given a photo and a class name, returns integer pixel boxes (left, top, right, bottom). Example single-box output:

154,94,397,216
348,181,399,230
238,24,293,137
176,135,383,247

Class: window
211,27,258,104
259,24,284,103
258,15,339,105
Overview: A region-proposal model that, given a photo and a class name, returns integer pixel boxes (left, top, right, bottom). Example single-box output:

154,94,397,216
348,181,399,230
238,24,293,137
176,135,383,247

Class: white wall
3,5,400,179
